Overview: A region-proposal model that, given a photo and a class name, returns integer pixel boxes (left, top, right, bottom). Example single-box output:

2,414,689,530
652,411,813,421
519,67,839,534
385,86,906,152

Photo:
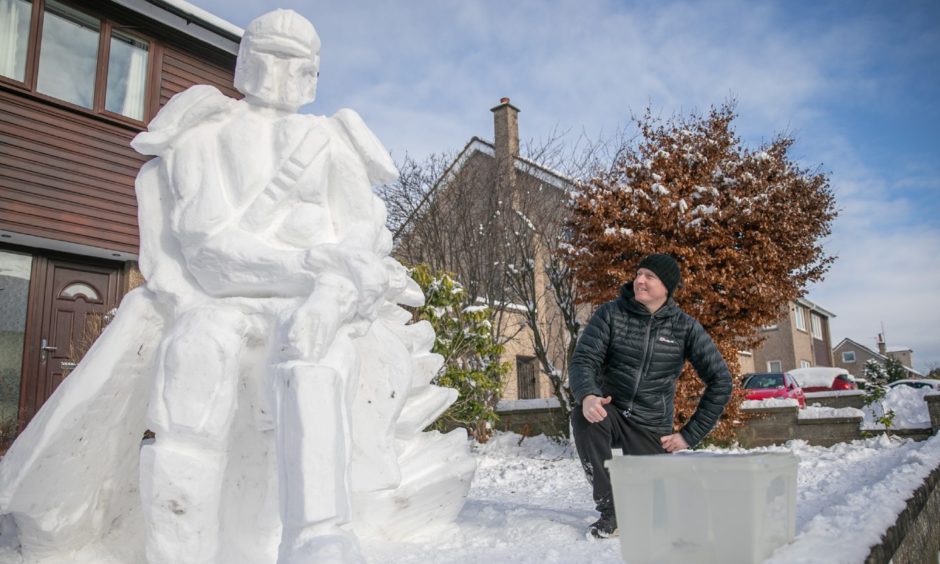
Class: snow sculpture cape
0,9,474,564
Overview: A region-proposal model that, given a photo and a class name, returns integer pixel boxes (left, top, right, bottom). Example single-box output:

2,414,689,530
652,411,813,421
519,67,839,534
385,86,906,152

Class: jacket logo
658,336,677,345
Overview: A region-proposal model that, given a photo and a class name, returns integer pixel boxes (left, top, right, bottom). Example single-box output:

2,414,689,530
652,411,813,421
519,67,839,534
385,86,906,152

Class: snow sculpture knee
0,9,474,564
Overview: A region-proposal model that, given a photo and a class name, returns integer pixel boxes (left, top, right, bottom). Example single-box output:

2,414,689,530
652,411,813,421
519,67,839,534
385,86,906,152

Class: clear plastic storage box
607,452,797,564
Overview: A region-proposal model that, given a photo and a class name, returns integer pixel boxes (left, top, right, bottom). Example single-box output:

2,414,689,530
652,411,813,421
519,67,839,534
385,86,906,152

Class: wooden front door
18,256,125,431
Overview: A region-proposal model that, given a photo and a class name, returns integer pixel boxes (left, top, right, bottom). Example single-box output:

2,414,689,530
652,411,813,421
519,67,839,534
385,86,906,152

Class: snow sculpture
0,9,474,564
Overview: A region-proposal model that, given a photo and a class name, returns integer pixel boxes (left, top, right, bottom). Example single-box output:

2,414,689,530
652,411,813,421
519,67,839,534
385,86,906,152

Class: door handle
40,338,57,362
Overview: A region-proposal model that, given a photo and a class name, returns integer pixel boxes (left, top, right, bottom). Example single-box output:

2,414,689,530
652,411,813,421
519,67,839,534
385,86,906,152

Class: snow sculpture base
0,8,474,564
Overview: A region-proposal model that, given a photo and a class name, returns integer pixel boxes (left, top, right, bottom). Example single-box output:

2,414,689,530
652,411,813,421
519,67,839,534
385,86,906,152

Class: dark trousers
571,404,666,514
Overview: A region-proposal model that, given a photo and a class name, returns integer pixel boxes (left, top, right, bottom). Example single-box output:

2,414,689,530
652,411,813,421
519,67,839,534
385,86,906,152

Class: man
569,253,732,538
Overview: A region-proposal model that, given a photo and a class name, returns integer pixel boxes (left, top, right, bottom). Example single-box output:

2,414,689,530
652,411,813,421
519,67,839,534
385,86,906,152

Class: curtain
121,43,147,120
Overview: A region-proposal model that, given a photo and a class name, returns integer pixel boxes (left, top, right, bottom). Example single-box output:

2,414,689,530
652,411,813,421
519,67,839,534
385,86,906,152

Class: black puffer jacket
569,283,732,447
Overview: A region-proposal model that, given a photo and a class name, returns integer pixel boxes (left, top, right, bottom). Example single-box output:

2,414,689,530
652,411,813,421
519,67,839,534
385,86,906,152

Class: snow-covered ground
363,431,940,563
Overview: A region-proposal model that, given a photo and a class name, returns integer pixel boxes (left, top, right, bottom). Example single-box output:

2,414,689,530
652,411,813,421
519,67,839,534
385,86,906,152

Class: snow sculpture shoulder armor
330,108,399,186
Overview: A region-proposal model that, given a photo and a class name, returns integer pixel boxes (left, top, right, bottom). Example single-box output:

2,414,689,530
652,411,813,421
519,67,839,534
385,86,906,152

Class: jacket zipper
624,316,655,417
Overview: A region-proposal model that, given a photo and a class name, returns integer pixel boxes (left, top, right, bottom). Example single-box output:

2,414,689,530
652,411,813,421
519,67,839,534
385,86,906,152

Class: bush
410,264,509,441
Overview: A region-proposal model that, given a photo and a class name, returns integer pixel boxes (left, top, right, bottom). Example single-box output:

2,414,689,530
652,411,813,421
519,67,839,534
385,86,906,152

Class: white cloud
188,0,940,371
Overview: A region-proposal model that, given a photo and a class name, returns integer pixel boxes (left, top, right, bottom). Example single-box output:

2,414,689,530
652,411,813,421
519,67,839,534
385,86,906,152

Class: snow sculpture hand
284,273,356,361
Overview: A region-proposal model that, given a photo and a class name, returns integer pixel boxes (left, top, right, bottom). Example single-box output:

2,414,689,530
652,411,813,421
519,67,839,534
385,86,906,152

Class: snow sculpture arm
281,111,402,359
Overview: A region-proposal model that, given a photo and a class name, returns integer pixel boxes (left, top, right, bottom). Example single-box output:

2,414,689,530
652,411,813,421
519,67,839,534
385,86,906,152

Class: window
767,360,782,373
810,314,823,340
0,250,32,442
105,30,149,120
794,306,806,332
1,0,150,122
800,360,811,369
761,324,778,331
0,0,32,82
516,356,538,400
842,351,856,363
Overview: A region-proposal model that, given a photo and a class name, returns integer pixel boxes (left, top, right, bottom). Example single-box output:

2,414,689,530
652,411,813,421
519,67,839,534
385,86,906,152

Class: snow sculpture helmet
234,9,321,110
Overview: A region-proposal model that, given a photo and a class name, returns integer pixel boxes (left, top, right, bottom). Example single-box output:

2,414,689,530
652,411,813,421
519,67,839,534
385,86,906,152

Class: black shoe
588,512,618,539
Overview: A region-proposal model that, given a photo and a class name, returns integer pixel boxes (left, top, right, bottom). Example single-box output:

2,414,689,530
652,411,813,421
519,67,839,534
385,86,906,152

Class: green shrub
410,264,508,442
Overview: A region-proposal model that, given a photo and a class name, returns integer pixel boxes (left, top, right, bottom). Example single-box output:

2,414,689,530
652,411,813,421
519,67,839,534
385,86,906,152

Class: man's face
633,267,668,309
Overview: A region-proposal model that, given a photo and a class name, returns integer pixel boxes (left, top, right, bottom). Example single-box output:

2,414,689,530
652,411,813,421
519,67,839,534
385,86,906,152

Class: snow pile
798,406,864,420
741,398,799,409
862,385,933,430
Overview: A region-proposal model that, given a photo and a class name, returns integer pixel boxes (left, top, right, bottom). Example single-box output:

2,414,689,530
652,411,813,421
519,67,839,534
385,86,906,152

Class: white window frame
842,351,856,363
767,360,782,373
810,314,823,339
794,306,806,332
800,360,811,369
761,324,778,331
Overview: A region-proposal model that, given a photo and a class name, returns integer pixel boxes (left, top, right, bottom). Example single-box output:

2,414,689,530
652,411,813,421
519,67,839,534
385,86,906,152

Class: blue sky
187,0,940,372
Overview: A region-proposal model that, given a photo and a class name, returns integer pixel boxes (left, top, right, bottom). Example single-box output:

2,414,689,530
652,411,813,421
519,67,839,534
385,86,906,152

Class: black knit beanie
637,253,681,297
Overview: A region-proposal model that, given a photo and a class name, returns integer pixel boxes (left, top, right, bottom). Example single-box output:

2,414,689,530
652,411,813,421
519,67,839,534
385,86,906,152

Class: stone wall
496,399,569,438
803,391,865,410
737,406,868,448
927,394,940,434
866,461,940,564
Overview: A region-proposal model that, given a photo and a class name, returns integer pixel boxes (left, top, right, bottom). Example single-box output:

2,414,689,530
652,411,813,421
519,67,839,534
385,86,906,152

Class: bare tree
382,132,607,420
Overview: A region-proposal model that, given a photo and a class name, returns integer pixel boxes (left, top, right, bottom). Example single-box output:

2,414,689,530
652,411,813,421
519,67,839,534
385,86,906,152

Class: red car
743,372,806,408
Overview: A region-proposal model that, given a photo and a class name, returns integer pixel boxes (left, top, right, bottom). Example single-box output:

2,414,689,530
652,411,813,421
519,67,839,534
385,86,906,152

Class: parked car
743,372,806,408
888,379,940,392
787,367,858,393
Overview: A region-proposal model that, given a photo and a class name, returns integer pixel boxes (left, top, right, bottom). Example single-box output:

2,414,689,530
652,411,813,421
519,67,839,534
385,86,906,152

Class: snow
742,398,799,409
862,384,934,430
799,406,863,420
496,398,562,411
358,432,940,563
788,367,850,389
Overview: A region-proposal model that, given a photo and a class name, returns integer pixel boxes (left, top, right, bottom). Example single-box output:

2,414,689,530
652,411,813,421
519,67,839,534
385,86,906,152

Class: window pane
36,0,99,109
811,314,822,339
0,250,32,443
794,306,806,331
0,0,32,81
105,30,148,120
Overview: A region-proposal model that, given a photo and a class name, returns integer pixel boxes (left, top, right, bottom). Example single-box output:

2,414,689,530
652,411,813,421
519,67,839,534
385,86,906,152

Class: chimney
491,97,520,159
491,97,520,194
877,333,886,355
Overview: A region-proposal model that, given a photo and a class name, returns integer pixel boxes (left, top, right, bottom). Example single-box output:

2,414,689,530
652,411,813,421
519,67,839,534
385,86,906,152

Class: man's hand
660,433,689,453
582,395,612,423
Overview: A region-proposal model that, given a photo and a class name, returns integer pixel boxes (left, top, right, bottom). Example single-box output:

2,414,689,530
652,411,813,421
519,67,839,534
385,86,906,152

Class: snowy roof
112,0,243,54
886,346,912,353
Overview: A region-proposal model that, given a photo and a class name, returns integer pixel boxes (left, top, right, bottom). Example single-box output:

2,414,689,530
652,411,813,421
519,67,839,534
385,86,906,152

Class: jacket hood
619,281,679,318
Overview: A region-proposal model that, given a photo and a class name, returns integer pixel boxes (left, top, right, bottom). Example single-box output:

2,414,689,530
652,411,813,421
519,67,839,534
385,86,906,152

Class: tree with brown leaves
566,103,837,444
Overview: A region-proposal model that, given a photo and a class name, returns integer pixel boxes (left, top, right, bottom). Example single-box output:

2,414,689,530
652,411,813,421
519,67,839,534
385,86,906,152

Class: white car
887,379,940,392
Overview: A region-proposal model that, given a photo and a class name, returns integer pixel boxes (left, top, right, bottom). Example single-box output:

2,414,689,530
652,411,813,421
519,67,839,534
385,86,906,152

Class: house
832,335,922,379
746,297,836,374
0,0,241,441
394,99,576,402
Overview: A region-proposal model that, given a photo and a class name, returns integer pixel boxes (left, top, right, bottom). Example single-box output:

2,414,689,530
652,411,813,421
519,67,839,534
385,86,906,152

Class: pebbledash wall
0,0,241,441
